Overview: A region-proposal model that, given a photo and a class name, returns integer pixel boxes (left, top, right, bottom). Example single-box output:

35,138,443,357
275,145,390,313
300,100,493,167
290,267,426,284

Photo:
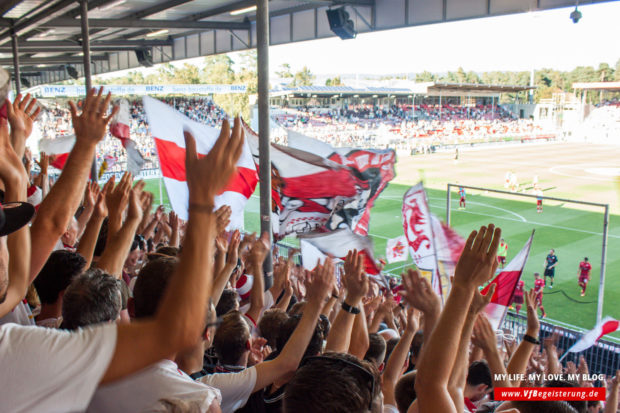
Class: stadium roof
1,0,614,86
572,81,620,91
270,83,534,98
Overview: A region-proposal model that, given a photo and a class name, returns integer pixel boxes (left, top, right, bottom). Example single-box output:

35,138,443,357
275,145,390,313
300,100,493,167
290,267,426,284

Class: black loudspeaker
20,77,31,88
326,7,356,40
66,66,79,80
135,48,153,67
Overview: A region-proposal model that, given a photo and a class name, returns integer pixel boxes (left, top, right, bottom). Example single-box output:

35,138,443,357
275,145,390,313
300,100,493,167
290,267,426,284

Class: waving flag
244,124,358,237
39,134,75,170
143,96,258,228
110,99,145,176
563,317,620,356
287,130,396,236
386,235,409,263
481,231,535,330
299,229,380,275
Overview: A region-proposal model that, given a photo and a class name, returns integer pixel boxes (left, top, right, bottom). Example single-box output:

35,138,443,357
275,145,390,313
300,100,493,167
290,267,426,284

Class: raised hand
0,118,27,186
184,117,244,207
454,224,501,288
68,87,118,145
35,152,49,176
215,205,232,233
226,230,241,267
398,268,441,316
342,249,368,305
306,257,335,304
93,181,110,218
469,283,496,315
525,288,540,336
128,181,145,222
248,232,270,267
471,313,498,353
7,94,41,139
106,172,132,235
169,211,179,232
84,181,99,211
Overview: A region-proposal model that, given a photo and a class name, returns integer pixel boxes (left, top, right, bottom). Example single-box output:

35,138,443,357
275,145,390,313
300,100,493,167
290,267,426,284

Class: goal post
446,183,610,323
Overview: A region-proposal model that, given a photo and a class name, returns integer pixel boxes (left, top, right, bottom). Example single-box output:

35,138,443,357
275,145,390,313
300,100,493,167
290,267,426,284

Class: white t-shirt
0,301,35,326
0,322,117,413
198,366,257,413
88,359,222,413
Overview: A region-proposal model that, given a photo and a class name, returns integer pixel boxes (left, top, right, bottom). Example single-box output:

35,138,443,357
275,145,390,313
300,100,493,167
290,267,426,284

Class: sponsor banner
494,387,605,401
35,84,247,98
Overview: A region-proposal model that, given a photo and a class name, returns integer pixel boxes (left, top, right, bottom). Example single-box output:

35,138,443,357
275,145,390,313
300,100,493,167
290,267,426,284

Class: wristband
523,334,540,345
341,301,361,315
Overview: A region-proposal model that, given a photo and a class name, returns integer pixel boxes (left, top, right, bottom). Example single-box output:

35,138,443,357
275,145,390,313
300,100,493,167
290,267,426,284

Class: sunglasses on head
300,355,376,411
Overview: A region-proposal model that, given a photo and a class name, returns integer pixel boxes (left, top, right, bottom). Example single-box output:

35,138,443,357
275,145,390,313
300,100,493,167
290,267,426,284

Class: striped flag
143,96,258,228
110,99,145,176
481,231,535,330
566,317,620,354
38,134,75,170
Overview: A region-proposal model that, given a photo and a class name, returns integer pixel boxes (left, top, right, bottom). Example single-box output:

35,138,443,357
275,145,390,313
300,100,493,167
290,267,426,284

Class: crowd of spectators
274,104,546,150
1,70,619,411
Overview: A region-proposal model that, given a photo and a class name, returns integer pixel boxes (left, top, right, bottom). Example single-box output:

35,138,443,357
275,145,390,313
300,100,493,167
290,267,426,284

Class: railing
502,312,620,378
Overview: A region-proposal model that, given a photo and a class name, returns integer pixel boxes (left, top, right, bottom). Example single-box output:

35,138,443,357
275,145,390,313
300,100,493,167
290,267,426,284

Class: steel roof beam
0,55,107,65
42,17,251,30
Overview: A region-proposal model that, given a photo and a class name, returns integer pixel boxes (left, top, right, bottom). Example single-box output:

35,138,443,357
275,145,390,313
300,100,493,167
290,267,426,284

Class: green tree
276,63,293,79
291,66,315,87
415,71,435,82
325,76,343,86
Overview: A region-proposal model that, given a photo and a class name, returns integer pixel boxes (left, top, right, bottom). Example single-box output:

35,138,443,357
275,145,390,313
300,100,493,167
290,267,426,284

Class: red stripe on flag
110,123,130,140
597,320,620,341
154,137,257,198
481,270,522,306
50,153,69,170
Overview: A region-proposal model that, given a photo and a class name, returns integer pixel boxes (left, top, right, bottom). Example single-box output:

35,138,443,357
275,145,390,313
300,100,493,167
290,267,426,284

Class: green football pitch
142,141,620,337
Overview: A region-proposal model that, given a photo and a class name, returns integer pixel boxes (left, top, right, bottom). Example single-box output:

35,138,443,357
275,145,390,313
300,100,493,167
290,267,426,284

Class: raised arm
325,249,369,353
348,306,370,359
398,268,441,348
96,180,144,278
168,211,180,248
472,313,510,388
30,88,119,280
414,224,501,413
604,372,619,413
252,258,334,391
76,180,112,269
0,118,31,317
76,182,98,240
101,117,244,383
383,307,419,407
507,289,539,386
211,230,240,305
7,94,40,159
244,232,270,324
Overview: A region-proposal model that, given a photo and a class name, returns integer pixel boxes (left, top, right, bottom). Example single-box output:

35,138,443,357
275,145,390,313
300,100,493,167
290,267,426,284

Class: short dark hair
133,257,178,319
34,250,86,304
467,360,492,388
276,313,324,360
364,333,386,367
410,331,424,363
213,311,250,366
61,268,121,330
284,352,381,413
257,308,289,349
395,371,417,413
216,289,239,317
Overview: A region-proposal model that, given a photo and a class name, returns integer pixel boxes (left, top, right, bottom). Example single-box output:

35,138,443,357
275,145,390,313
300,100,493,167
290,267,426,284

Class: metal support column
596,205,609,323
80,0,98,181
446,183,452,226
11,33,20,95
257,0,273,274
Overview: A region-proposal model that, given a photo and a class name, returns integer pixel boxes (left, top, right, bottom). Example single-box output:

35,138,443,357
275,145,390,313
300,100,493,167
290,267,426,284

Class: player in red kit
534,272,547,318
511,280,525,313
578,257,592,297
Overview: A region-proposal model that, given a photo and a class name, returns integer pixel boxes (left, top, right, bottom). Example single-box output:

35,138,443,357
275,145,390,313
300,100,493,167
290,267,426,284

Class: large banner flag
432,216,466,292
110,99,145,176
39,134,75,170
243,124,358,237
287,130,396,236
402,182,443,297
560,317,620,359
299,229,380,275
386,235,409,264
481,231,535,330
143,96,258,228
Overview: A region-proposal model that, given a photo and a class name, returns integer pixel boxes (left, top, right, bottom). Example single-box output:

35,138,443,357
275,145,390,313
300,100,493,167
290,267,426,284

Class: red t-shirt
534,278,545,296
514,280,524,298
579,261,592,277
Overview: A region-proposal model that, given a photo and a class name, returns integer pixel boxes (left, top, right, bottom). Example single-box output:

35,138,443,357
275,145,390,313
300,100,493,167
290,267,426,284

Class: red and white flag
38,134,75,170
481,231,535,330
402,182,443,298
299,229,380,275
110,99,145,176
244,124,358,237
565,317,620,355
386,235,409,264
143,96,258,228
287,130,396,236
